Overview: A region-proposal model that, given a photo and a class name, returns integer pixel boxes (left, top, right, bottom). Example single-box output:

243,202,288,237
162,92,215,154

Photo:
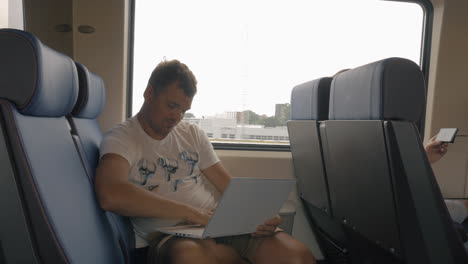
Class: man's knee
271,240,316,264
255,233,316,264
286,243,316,264
165,238,216,264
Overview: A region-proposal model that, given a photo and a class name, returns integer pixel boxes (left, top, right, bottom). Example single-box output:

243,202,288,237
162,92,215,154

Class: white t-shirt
100,117,220,247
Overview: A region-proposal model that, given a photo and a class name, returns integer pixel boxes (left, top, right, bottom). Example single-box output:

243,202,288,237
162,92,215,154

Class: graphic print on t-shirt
132,150,202,193
172,150,201,191
179,151,199,175
131,159,156,185
158,157,179,181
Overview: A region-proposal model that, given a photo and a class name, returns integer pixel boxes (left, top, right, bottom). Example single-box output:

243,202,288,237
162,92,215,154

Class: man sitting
95,59,316,264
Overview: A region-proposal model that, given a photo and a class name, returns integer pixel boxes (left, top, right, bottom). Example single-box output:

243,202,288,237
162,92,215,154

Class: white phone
436,128,459,143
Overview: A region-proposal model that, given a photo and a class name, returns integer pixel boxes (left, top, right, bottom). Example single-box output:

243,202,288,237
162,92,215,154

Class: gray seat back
288,77,353,262
325,57,468,263
289,77,332,210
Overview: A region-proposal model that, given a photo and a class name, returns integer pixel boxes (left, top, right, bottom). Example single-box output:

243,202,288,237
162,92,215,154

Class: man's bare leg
163,238,248,264
253,232,316,264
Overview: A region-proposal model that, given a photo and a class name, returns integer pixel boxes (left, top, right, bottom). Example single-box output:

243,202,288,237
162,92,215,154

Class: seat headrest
72,63,106,119
291,77,332,120
0,29,78,117
329,57,425,122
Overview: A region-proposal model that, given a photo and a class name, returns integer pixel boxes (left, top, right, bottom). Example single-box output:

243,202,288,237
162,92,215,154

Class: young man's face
144,81,193,139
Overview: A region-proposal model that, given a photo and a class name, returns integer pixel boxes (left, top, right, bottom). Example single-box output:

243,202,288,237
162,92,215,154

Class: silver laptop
157,177,295,239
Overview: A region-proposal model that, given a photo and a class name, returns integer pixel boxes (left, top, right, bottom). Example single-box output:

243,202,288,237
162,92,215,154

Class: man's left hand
252,215,281,237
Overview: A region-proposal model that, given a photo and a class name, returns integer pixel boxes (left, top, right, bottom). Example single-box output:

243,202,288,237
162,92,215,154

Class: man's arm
95,153,211,225
201,162,232,193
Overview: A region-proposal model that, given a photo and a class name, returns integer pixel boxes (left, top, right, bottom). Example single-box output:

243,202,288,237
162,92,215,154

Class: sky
132,0,423,117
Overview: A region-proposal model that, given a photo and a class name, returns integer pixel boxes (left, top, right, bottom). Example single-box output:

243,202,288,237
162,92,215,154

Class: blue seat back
0,29,125,264
70,62,106,179
70,62,135,263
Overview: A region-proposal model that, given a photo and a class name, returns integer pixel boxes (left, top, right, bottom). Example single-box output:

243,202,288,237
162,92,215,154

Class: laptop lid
203,177,295,238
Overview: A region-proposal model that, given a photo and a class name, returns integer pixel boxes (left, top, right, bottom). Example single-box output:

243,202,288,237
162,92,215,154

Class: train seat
289,77,332,209
324,57,468,263
288,77,353,262
68,62,135,263
68,62,106,181
0,28,125,263
290,77,332,121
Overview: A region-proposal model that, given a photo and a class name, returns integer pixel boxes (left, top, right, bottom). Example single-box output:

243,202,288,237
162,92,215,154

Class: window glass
132,0,424,145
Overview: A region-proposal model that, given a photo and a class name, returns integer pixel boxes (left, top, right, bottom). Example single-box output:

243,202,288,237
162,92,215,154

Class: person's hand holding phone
425,135,449,164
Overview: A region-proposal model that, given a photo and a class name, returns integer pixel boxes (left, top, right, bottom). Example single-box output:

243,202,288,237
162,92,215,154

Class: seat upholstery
0,29,125,264
323,57,468,263
70,62,135,263
291,77,332,121
329,57,425,122
289,77,333,211
70,62,106,180
288,77,351,263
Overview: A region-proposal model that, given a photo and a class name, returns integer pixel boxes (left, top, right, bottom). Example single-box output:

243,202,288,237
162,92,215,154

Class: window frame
127,0,433,152
388,0,434,136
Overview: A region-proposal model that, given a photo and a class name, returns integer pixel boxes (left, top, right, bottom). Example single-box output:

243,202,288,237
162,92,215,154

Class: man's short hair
148,59,197,97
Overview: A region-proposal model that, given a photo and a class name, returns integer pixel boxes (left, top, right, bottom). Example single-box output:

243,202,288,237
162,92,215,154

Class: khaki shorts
145,230,281,264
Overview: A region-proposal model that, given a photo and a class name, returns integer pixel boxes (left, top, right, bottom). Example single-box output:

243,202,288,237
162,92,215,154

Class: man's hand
185,207,214,226
463,200,468,210
425,135,449,164
252,215,281,237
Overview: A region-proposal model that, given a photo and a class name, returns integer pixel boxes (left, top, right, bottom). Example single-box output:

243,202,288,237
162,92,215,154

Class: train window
131,0,425,148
